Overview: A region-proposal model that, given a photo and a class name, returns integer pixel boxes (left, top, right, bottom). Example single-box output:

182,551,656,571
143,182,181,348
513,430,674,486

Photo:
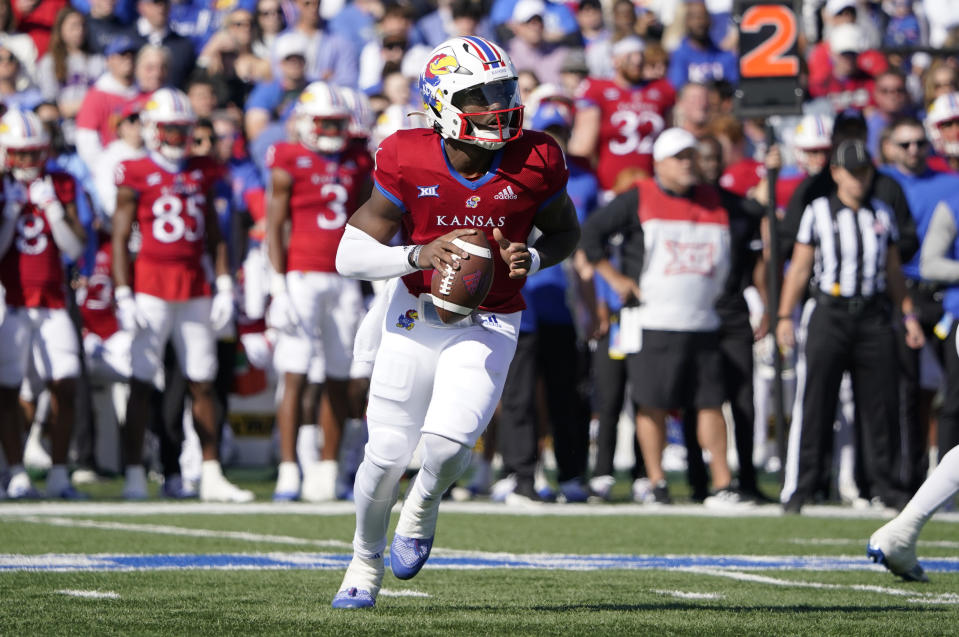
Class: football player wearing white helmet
0,108,88,500
793,114,833,176
331,36,579,609
112,88,252,504
926,92,959,172
266,81,373,503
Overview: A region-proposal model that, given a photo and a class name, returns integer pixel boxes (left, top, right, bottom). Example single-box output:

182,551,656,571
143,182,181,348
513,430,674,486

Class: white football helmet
793,114,833,174
140,88,197,162
418,36,524,150
0,108,50,183
336,85,374,141
295,81,351,154
927,92,959,157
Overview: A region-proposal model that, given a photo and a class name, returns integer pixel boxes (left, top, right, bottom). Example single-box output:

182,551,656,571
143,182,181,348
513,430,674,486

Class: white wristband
528,247,542,276
270,271,287,297
115,285,133,301
216,274,233,294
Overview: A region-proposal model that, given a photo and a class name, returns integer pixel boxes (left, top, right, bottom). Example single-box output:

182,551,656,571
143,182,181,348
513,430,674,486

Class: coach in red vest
581,127,748,507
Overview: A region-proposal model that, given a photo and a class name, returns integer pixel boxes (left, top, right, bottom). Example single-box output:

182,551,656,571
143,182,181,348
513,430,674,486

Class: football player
112,88,252,503
568,36,675,197
0,109,87,499
266,81,373,502
926,92,959,173
331,36,580,608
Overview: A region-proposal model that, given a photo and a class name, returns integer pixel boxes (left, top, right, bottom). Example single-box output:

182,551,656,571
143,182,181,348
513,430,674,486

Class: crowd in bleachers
1,0,959,509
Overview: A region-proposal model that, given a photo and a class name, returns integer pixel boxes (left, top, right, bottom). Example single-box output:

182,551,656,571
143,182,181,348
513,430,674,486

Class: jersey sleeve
51,172,76,204
265,143,285,172
795,200,818,246
372,133,405,211
115,159,136,189
574,78,601,109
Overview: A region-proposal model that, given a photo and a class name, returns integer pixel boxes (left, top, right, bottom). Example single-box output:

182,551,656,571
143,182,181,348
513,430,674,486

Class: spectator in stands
327,0,382,52
667,0,737,90
0,0,38,78
584,0,637,80
197,8,269,109
883,0,925,48
10,0,68,59
84,0,136,55
712,114,765,198
674,82,712,140
186,74,218,119
134,44,168,95
37,7,106,141
94,101,143,217
808,22,881,111
0,44,41,112
923,59,959,108
245,32,306,142
867,69,914,157
359,5,415,93
74,35,139,174
279,0,357,87
168,0,252,54
416,0,493,49
506,0,572,86
252,0,286,61
132,0,194,88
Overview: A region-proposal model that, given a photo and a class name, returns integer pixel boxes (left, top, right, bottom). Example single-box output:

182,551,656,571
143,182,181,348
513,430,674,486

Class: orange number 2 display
740,5,799,78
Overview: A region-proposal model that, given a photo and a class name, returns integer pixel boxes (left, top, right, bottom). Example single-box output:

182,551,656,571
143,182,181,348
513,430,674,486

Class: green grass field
1,471,957,636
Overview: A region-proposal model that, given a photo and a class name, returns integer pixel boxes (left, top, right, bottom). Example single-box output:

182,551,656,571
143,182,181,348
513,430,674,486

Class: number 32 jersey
116,155,222,301
576,78,675,191
267,141,373,273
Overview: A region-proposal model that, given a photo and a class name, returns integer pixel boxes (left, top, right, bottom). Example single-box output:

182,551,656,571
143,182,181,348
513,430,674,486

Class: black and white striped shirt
796,194,898,298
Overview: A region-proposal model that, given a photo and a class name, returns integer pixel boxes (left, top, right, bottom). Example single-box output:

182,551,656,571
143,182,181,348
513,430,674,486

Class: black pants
498,324,589,485
592,325,645,481
938,323,959,459
895,283,944,493
787,301,903,508
682,303,757,495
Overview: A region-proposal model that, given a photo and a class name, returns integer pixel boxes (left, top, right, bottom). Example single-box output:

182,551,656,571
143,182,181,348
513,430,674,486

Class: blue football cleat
867,542,928,582
389,533,433,580
331,587,375,609
272,490,299,502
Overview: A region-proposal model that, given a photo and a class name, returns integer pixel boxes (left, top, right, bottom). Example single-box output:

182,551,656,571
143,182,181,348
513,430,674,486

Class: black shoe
783,496,803,515
650,480,672,504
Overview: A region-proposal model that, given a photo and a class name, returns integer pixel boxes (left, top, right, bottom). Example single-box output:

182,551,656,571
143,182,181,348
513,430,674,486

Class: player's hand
904,316,925,350
492,227,533,279
604,270,641,304
266,290,298,332
210,276,236,332
28,176,58,212
419,228,476,271
114,286,144,333
3,177,25,215
775,315,795,350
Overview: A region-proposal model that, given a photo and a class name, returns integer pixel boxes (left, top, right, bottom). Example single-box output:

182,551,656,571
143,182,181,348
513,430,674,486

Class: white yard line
2,500,958,522
685,567,959,605
13,516,352,549
379,589,430,598
790,538,959,549
653,589,723,600
56,589,120,599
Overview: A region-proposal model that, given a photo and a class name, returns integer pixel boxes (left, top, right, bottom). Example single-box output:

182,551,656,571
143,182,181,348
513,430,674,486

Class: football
430,231,495,324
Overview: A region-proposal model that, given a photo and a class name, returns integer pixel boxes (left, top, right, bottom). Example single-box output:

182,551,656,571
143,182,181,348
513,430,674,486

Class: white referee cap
653,127,698,162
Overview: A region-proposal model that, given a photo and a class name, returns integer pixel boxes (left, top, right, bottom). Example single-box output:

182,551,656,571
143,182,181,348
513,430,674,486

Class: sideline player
266,81,373,501
112,88,252,502
0,109,87,499
330,35,580,608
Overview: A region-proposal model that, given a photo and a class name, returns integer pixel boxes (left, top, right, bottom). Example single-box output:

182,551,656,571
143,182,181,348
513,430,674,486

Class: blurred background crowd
2,0,959,509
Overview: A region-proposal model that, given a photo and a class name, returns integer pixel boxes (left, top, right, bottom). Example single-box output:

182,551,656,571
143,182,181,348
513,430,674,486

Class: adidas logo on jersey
494,185,518,200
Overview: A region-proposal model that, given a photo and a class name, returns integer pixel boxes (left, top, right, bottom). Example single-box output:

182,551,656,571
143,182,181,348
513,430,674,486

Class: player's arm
266,167,291,277
568,104,600,164
30,177,85,260
774,242,814,349
112,185,137,288
203,186,230,279
335,187,475,280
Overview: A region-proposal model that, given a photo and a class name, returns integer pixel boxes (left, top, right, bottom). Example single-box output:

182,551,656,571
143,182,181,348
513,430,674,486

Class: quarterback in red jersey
0,109,87,499
569,36,675,194
330,35,580,609
266,81,373,502
112,88,252,503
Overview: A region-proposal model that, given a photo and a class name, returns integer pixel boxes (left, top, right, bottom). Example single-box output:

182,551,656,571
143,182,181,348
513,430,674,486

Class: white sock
900,444,959,526
275,461,300,492
297,424,320,466
395,434,471,539
201,459,225,484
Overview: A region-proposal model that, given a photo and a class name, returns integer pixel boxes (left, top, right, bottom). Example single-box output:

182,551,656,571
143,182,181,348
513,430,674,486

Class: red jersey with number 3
0,172,76,309
78,233,119,339
116,155,221,301
576,78,675,191
266,141,372,273
373,128,569,313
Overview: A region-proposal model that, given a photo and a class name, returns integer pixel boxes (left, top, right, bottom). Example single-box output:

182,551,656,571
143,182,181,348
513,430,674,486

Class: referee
776,139,925,513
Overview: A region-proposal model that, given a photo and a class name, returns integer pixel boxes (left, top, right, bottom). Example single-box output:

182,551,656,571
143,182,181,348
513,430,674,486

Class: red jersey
374,128,569,314
116,155,222,301
576,78,675,191
78,233,119,339
0,173,76,309
266,141,372,273
719,158,765,198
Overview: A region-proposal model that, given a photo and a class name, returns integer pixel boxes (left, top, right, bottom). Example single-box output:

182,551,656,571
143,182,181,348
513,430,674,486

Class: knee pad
421,433,472,484
356,426,416,503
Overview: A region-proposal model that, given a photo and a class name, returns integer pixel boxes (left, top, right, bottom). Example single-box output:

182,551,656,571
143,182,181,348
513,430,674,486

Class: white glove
114,286,143,333
28,176,62,220
239,332,272,369
266,271,298,333
0,281,6,327
210,275,235,332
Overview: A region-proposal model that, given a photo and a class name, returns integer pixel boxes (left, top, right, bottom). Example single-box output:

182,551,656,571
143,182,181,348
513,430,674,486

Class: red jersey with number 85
267,141,372,273
0,172,76,308
576,78,675,191
373,128,569,314
116,155,221,301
